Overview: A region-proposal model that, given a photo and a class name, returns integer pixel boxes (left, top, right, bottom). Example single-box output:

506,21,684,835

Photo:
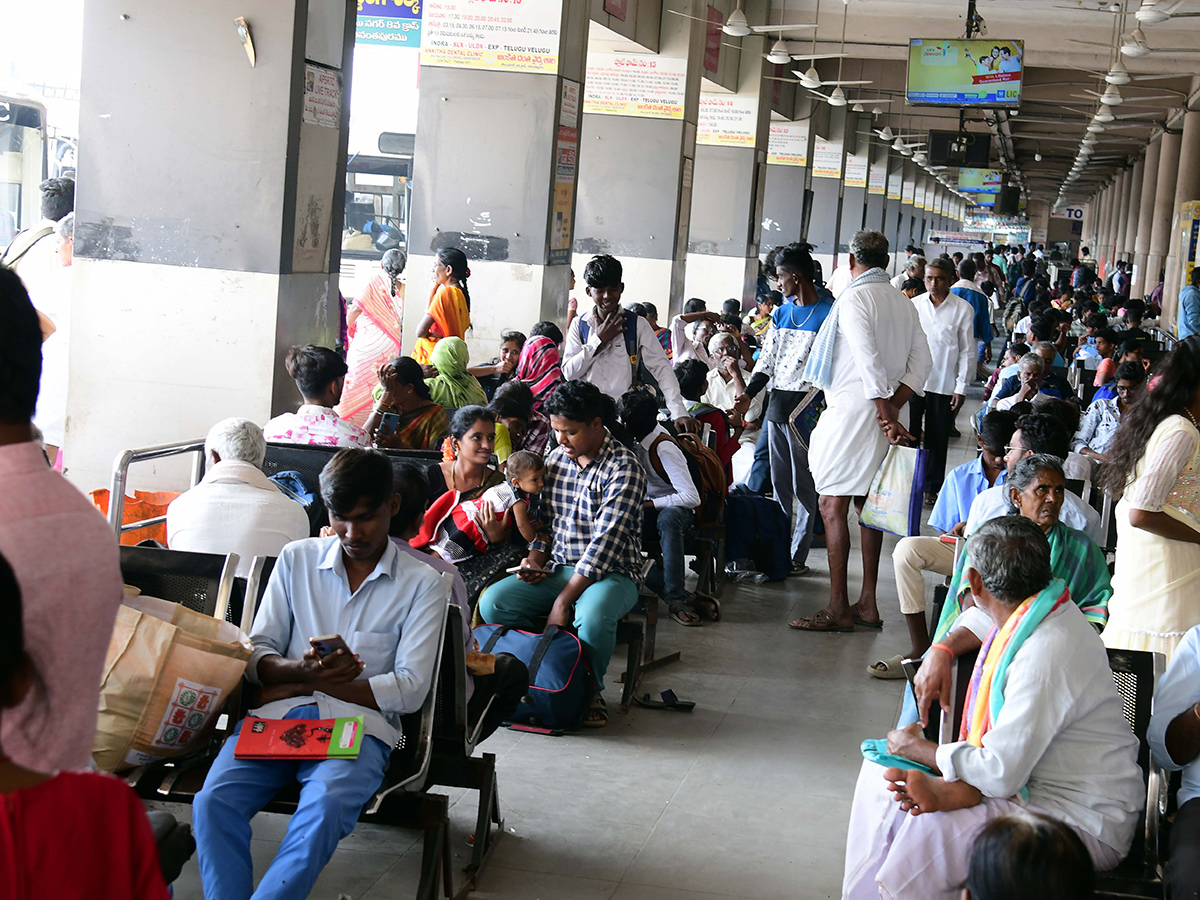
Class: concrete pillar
1123,156,1144,263
806,105,849,280
1114,167,1135,260
1132,138,1162,294
1165,110,1200,305
408,0,588,356
1147,130,1183,294
66,0,354,490
864,138,889,233
1099,181,1117,273
885,157,905,272
899,161,918,253
574,2,706,318
837,113,870,267
685,34,771,307
760,99,815,252
1081,199,1095,255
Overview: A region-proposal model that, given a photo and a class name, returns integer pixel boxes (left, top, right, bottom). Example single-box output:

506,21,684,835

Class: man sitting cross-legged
843,517,1143,900
193,448,448,900
478,380,648,728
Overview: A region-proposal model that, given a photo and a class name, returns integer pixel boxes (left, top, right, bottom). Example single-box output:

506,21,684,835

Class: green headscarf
425,337,486,409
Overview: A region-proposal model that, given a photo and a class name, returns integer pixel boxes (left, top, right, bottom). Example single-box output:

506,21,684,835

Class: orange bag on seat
89,489,181,546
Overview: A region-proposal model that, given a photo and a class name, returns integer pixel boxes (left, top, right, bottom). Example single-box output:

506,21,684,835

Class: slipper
787,564,811,578
694,593,720,622
583,695,607,728
867,654,907,680
788,609,855,632
633,689,696,712
668,603,702,627
853,616,884,629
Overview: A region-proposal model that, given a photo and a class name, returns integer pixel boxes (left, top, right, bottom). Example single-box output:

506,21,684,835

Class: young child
415,449,546,563
963,811,1094,900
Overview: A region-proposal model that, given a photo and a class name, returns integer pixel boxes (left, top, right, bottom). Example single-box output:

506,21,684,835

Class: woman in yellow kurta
413,247,471,365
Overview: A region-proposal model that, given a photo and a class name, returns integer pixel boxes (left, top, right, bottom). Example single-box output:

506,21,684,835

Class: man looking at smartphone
193,448,448,900
478,380,647,728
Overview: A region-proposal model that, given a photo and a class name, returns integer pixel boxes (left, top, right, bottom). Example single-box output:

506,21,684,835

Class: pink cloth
0,442,124,772
843,761,1123,900
263,404,369,448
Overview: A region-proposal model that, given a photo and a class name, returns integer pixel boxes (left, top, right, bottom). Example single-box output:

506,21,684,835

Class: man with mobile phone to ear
194,448,448,900
478,380,647,729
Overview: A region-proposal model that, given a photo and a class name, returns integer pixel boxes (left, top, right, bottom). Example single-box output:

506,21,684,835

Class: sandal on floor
668,602,702,627
788,609,855,632
583,695,608,728
694,593,720,622
633,689,696,712
853,616,884,629
867,654,907,680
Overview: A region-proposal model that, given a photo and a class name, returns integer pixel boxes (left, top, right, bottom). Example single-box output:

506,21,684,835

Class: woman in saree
364,356,449,451
913,454,1112,728
413,247,471,365
425,337,487,410
1099,335,1200,661
515,334,563,413
336,249,407,427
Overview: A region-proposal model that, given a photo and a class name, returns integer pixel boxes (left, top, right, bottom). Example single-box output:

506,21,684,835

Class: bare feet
882,767,983,816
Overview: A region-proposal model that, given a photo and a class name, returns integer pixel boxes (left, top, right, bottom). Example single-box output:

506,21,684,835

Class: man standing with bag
792,231,932,633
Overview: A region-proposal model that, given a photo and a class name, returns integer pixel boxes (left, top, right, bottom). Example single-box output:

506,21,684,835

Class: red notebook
234,716,364,760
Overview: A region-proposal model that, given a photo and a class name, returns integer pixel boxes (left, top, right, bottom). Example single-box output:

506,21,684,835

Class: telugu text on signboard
583,52,688,119
422,0,561,74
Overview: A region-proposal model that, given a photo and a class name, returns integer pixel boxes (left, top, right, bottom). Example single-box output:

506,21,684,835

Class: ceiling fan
1135,0,1200,23
666,2,816,36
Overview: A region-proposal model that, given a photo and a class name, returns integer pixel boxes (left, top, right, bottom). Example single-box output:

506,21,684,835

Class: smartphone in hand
309,634,353,659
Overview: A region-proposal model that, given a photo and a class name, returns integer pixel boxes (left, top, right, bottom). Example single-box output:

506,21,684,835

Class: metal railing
108,439,206,537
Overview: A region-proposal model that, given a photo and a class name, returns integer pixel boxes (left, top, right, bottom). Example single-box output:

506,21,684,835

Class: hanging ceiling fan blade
748,23,817,32
1130,72,1200,80
666,9,713,22
1067,38,1117,47
766,76,801,83
821,79,872,86
787,51,851,60
1117,93,1182,103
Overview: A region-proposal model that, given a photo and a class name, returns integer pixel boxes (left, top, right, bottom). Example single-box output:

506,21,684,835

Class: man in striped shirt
478,380,647,728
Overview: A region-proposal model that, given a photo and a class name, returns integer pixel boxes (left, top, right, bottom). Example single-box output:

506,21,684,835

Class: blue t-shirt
929,456,1005,533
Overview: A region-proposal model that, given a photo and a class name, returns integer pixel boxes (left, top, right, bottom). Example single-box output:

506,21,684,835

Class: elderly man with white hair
166,417,309,575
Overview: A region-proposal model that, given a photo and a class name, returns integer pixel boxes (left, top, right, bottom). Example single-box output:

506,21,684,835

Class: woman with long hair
413,247,471,365
336,249,407,426
365,356,449,451
1099,335,1200,660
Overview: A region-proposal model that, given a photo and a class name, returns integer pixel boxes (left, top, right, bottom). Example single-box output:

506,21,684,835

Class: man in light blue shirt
195,448,448,900
1148,624,1200,896
1179,267,1200,340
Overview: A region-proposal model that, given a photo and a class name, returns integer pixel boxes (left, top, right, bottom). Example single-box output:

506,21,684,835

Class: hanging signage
422,0,561,73
697,96,758,147
1050,205,1085,220
583,52,688,119
811,138,842,179
844,152,868,189
767,122,808,166
704,6,723,73
355,0,422,47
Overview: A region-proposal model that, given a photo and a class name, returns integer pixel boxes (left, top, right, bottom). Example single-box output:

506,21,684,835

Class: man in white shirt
890,255,926,291
167,417,311,577
617,389,706,626
561,255,696,433
844,517,1142,900
194,448,448,900
669,299,719,369
796,230,932,633
910,258,973,503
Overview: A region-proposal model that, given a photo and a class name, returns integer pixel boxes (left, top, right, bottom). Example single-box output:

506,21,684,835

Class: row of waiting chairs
118,544,503,899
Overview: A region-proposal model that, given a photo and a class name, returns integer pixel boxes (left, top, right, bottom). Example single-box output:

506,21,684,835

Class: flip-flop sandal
867,654,907,680
669,603,702,627
694,593,720,622
633,689,696,712
853,617,884,629
583,695,608,728
788,609,855,632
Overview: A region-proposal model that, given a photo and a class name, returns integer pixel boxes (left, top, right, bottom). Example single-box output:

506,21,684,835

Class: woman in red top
0,552,170,900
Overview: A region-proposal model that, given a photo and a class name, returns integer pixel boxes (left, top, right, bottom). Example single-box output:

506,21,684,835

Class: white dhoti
842,761,1124,900
809,394,889,497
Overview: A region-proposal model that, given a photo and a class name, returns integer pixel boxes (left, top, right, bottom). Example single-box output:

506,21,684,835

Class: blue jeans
744,425,772,494
193,705,391,900
644,505,695,607
478,565,638,691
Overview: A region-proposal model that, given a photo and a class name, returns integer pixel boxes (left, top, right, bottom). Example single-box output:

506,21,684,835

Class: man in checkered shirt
478,380,647,728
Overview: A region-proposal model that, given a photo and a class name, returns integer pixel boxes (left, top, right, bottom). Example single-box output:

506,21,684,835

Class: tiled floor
161,400,983,900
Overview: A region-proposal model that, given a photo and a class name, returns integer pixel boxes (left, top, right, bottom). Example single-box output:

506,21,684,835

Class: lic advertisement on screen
906,39,1023,107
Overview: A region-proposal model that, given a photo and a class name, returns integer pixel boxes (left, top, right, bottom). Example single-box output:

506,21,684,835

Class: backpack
647,431,726,529
722,488,790,582
474,623,594,733
268,470,323,535
578,309,661,395
1,224,55,271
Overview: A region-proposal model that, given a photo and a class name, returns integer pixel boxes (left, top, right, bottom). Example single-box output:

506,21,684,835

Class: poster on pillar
767,122,808,166
887,169,903,201
811,138,842,179
869,161,887,195
914,182,927,210
697,96,758,147
583,53,688,119
844,153,868,189
355,0,422,47
549,125,577,265
302,65,342,129
421,0,561,73
902,178,916,204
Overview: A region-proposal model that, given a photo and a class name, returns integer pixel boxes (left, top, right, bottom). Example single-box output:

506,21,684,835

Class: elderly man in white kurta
792,230,932,633
842,517,1142,900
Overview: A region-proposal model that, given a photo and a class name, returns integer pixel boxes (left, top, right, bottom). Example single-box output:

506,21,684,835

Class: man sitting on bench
194,448,447,900
843,517,1142,899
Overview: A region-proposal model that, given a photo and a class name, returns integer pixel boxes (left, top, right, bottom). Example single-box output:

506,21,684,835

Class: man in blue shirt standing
868,411,1015,678
194,448,448,900
1179,267,1200,340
